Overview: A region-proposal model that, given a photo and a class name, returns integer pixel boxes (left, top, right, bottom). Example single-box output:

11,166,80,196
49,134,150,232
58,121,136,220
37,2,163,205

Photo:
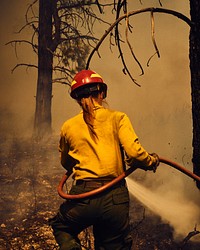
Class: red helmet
70,70,107,99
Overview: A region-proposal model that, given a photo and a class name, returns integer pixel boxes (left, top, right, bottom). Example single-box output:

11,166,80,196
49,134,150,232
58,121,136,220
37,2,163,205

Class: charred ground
0,136,199,250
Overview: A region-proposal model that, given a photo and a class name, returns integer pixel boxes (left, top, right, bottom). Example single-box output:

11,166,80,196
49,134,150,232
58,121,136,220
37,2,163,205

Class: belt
75,179,126,189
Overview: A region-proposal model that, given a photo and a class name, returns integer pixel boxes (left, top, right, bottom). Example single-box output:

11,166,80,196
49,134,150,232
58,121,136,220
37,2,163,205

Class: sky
0,0,199,239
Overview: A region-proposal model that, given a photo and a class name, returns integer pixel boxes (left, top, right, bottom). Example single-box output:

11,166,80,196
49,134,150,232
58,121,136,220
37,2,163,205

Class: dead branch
57,1,113,11
147,10,160,67
8,0,112,82
125,15,144,76
25,0,38,24
11,63,37,73
53,65,73,75
150,11,160,57
6,40,38,49
114,0,140,86
95,0,103,14
30,29,39,54
86,7,192,84
6,40,38,59
52,78,70,85
180,227,200,249
14,21,38,34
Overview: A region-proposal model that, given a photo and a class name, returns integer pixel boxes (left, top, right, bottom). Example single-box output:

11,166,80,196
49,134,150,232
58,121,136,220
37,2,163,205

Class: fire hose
57,157,200,200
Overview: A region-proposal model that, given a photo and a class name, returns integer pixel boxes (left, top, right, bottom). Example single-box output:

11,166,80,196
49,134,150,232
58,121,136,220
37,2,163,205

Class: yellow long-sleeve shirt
59,104,156,180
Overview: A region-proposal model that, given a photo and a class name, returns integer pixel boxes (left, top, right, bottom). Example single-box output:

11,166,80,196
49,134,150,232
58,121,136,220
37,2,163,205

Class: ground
0,136,200,250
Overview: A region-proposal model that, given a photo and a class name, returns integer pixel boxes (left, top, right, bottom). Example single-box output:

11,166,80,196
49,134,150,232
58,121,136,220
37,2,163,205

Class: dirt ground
0,136,200,250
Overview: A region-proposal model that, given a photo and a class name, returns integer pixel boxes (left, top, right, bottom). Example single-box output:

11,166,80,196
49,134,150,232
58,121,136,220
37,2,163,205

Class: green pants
49,180,132,250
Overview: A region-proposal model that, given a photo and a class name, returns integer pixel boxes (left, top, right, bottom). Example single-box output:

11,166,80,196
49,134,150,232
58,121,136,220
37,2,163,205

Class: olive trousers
49,180,132,250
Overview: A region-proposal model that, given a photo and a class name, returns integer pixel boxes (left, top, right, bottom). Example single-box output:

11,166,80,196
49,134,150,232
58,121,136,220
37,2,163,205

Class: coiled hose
57,157,200,200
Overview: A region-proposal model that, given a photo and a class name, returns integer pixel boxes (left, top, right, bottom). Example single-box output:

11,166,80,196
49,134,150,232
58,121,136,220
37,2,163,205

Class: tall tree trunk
33,0,53,140
189,0,200,188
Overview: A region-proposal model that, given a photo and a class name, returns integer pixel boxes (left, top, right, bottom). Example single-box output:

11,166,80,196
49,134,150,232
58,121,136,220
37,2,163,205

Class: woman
50,70,159,250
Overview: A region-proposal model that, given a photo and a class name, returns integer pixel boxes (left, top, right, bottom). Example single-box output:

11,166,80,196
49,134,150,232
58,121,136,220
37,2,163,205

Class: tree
34,0,107,139
189,0,200,188
8,0,110,140
34,0,54,139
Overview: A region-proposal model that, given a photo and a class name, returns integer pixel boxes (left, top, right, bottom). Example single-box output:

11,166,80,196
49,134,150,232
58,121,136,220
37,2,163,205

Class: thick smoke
127,176,200,241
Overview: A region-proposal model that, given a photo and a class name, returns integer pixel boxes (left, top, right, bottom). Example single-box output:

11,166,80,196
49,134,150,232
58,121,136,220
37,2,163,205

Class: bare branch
146,10,160,67
113,0,140,86
53,65,72,74
15,20,38,34
125,15,144,76
6,40,38,59
52,78,71,85
147,52,158,67
95,0,103,14
158,0,162,7
25,0,38,24
180,227,200,248
11,63,37,73
31,29,39,54
57,1,113,11
6,40,38,49
150,11,160,58
86,7,192,84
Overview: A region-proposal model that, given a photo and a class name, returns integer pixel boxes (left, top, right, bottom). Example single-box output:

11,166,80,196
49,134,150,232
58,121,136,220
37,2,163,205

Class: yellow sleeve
118,114,155,167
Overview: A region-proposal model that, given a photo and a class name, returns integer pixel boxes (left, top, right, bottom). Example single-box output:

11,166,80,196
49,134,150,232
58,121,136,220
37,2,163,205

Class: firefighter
49,70,159,250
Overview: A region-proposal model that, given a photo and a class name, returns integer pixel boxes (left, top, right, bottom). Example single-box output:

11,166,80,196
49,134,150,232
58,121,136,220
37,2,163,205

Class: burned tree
34,0,54,139
34,0,107,140
7,0,111,140
189,0,200,188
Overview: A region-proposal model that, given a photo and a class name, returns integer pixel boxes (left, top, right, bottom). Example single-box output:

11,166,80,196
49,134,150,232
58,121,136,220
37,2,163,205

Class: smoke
127,175,200,241
0,0,191,136
0,0,37,139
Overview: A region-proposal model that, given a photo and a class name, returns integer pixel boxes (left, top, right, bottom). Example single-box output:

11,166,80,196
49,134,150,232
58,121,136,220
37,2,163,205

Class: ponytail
80,96,98,142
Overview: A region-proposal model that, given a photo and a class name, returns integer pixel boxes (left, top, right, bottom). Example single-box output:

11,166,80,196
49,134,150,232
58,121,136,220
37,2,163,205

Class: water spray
57,157,200,200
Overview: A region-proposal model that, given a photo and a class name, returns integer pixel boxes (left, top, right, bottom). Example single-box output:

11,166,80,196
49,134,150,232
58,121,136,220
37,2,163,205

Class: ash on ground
0,137,199,250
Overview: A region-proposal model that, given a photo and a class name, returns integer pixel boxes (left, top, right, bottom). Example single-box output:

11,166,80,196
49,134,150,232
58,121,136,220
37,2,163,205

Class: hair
79,95,97,141
78,85,107,142
75,83,107,142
